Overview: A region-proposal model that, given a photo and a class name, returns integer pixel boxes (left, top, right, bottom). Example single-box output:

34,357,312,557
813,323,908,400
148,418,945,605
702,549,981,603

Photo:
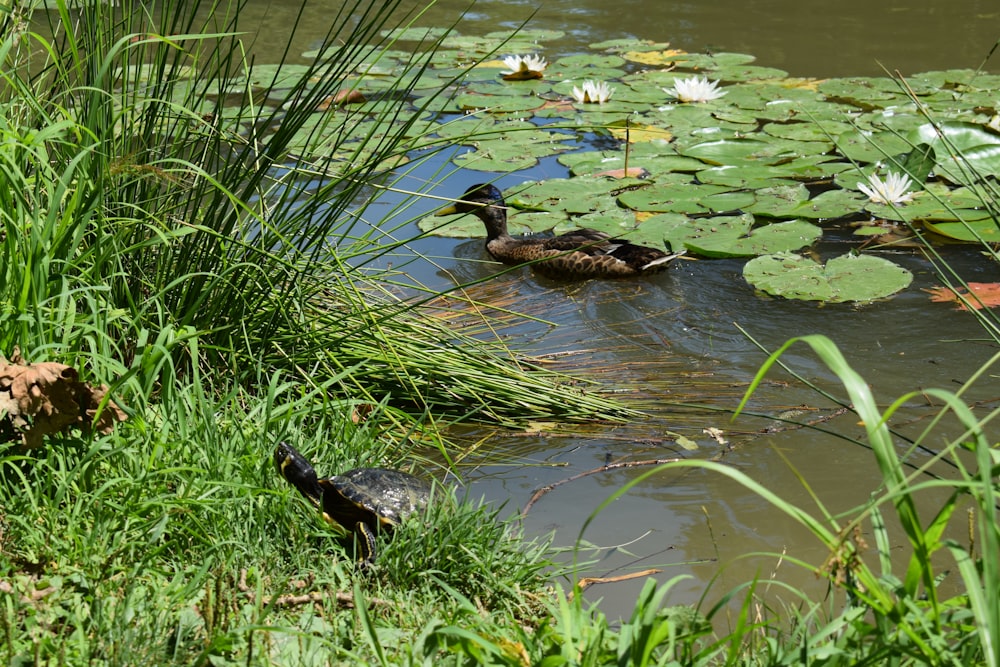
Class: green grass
0,380,554,665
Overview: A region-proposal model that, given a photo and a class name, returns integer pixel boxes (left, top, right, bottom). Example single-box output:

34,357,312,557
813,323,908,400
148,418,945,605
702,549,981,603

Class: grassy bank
1,1,998,665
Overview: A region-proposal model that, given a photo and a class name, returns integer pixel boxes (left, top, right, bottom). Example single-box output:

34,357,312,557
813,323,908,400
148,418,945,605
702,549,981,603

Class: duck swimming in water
437,183,684,279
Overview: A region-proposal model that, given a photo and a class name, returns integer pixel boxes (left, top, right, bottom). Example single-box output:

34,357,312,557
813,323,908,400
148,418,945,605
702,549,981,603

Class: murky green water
231,0,999,619
237,0,1000,78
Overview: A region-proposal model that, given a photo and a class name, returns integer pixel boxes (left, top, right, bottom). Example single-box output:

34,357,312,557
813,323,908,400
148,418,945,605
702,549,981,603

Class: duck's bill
435,203,460,216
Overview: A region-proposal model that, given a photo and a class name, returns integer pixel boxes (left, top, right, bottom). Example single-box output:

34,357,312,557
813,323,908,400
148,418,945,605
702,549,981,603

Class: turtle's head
275,442,323,505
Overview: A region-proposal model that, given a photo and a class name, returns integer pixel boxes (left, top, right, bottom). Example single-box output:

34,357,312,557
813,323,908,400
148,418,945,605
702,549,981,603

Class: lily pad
621,48,693,67
449,126,575,172
909,121,1000,183
922,218,1000,242
682,218,822,258
745,184,812,217
618,183,755,215
743,252,913,303
452,92,546,114
485,29,566,43
593,38,673,53
696,166,801,190
787,189,868,220
678,137,831,166
508,177,648,214
835,129,914,163
560,150,704,178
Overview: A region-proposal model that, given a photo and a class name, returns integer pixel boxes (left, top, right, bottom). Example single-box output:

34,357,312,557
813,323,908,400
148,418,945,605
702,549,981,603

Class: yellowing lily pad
743,252,913,303
621,49,689,67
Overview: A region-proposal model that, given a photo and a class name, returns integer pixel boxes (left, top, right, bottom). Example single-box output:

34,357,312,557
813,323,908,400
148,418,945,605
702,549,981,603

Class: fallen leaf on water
592,167,650,179
924,282,1000,310
665,430,698,450
502,70,543,81
524,421,558,435
703,427,728,446
316,89,367,110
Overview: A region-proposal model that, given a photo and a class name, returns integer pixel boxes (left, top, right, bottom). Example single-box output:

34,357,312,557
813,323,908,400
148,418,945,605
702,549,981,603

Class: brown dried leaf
501,70,543,81
316,89,367,111
0,355,127,449
925,282,1000,310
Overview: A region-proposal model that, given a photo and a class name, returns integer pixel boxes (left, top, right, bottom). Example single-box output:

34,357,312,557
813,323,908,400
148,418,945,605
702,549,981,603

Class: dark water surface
230,0,1000,619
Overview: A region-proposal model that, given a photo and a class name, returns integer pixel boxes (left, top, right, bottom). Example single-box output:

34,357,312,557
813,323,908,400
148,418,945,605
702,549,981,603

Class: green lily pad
452,92,546,114
449,125,575,172
712,64,789,82
485,29,566,43
788,189,868,220
560,151,704,178
908,121,1000,183
922,218,1000,242
818,77,906,107
508,177,648,214
434,115,499,140
439,35,542,56
465,80,551,97
618,183,755,214
593,38,673,53
763,120,854,142
743,252,913,303
835,129,914,163
547,55,626,82
678,137,831,166
683,218,822,258
696,164,811,190
452,140,575,172
745,184,811,217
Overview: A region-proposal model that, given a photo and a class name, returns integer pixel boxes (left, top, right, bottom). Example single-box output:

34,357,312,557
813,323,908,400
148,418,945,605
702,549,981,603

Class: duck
437,183,684,279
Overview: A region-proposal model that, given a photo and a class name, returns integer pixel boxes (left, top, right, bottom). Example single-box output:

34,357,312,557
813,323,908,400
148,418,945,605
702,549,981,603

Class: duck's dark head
437,183,508,239
454,184,504,212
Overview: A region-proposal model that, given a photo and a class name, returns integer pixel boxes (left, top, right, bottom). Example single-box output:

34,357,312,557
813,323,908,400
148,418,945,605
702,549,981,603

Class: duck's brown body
440,184,683,278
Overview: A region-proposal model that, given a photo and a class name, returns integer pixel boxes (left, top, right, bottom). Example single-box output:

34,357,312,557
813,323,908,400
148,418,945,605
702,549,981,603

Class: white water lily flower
501,54,547,80
571,79,614,104
664,76,727,102
857,171,915,205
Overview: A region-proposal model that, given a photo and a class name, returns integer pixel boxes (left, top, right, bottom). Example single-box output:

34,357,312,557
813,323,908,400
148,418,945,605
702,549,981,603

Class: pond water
230,0,1000,619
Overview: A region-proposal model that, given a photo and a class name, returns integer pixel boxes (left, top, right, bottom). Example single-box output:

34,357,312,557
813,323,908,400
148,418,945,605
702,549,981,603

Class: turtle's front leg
354,521,378,568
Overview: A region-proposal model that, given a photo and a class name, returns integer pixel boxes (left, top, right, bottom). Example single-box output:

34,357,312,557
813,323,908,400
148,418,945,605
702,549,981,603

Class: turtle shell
318,467,431,531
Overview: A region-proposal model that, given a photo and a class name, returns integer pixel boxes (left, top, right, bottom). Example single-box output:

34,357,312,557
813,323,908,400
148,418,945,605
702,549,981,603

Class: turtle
274,441,431,567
